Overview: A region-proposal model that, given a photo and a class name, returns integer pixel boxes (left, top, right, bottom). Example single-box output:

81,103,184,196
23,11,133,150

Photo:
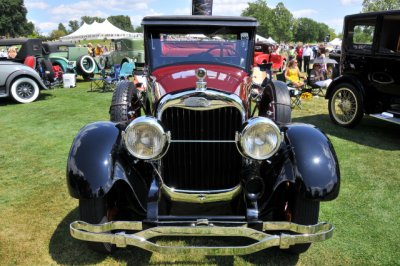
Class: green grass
0,84,399,265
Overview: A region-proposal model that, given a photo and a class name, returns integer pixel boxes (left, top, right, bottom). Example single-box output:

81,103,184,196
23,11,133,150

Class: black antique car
326,10,400,127
67,16,340,256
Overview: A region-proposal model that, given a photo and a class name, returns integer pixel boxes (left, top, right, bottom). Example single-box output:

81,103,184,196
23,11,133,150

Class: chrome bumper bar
70,220,334,255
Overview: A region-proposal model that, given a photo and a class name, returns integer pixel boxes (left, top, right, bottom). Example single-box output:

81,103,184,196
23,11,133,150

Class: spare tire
110,81,141,122
41,59,55,82
258,80,292,124
76,55,96,75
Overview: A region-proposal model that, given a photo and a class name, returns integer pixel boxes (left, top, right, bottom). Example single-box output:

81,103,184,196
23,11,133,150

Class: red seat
24,56,36,69
270,53,284,70
254,54,270,66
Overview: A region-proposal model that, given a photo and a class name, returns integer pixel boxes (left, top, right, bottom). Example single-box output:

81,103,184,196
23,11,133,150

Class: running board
370,112,400,125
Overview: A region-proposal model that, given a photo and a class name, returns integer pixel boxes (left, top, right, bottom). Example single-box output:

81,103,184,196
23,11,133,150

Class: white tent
60,20,143,41
266,37,277,44
328,38,342,47
256,34,268,42
256,34,276,44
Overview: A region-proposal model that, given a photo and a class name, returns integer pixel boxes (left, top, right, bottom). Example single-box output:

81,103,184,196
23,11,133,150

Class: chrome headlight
124,117,170,160
236,117,282,160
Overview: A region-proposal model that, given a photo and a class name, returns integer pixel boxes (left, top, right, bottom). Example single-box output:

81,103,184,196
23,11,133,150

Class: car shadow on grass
0,91,54,106
293,114,400,151
49,208,299,265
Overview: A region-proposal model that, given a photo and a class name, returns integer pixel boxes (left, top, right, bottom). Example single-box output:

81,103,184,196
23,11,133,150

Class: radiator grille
161,107,243,190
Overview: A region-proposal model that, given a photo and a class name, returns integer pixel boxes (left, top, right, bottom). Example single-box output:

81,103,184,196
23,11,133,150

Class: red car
254,42,286,71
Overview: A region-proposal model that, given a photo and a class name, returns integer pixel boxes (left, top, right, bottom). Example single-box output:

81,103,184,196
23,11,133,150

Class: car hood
151,64,250,96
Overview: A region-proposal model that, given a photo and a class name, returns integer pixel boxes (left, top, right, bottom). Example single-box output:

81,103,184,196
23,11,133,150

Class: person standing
302,44,313,73
295,44,303,72
288,45,296,61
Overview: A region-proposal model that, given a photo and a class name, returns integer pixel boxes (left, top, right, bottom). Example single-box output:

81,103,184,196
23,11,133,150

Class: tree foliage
58,23,67,34
0,0,34,37
108,15,134,32
80,16,105,25
362,0,400,12
68,20,80,33
270,2,294,43
49,30,67,40
242,0,273,38
241,0,336,43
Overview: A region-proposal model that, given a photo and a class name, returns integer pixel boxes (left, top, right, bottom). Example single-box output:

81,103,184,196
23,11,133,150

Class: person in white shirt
302,44,313,73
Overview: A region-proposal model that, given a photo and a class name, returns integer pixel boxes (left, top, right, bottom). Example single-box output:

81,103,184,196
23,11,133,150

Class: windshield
147,29,252,70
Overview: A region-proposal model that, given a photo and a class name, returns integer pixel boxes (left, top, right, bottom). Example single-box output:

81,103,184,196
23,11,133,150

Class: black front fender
285,124,340,201
67,121,120,199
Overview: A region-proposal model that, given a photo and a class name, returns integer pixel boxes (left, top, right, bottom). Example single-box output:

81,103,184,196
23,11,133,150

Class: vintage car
102,38,145,72
326,10,400,127
254,42,286,72
0,38,65,87
0,60,48,103
42,41,102,80
67,16,340,256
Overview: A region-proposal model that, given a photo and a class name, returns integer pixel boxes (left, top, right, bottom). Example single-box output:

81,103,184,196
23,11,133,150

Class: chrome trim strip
170,140,236,143
70,220,334,255
156,90,246,122
161,184,242,203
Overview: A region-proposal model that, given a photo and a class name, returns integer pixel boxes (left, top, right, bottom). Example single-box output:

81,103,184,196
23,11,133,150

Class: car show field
0,81,399,265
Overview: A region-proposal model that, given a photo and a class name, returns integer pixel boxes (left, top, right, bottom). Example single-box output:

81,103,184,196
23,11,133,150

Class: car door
342,15,377,88
371,14,400,97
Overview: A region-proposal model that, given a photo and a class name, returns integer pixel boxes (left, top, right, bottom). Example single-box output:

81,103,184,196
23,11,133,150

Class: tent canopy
328,38,342,47
256,34,276,44
60,20,143,41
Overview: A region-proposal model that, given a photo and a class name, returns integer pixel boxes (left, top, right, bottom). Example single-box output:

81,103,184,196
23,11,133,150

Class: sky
25,0,364,35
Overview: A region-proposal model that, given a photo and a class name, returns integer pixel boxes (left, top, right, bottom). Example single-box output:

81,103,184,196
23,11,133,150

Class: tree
80,16,105,25
0,0,33,37
362,0,400,12
293,18,320,43
108,15,134,32
68,20,79,33
134,25,143,33
270,2,294,42
58,23,67,35
241,0,273,38
49,29,66,40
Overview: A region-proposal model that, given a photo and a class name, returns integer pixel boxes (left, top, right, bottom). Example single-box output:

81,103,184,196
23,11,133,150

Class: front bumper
70,220,333,255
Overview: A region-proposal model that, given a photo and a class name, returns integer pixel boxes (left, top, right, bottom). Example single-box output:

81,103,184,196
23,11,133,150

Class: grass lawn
0,82,399,265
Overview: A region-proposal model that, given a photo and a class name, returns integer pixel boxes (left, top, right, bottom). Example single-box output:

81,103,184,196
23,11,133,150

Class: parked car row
0,37,144,103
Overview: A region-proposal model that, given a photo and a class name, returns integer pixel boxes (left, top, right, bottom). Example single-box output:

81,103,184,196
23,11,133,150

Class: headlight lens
124,117,170,160
237,117,282,160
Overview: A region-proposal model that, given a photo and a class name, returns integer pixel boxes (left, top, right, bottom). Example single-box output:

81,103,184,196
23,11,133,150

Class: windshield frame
145,25,255,73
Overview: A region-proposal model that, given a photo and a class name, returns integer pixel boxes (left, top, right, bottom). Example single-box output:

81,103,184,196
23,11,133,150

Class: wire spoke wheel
333,88,357,123
328,83,363,127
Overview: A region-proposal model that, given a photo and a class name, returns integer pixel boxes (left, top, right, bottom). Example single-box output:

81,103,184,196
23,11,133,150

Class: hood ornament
195,68,207,91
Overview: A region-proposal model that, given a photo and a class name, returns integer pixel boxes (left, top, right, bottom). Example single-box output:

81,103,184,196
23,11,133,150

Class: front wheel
10,77,40,103
287,192,320,254
79,198,114,253
328,83,363,128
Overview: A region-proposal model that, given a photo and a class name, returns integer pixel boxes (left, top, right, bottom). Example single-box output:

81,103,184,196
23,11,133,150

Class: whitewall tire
10,77,40,103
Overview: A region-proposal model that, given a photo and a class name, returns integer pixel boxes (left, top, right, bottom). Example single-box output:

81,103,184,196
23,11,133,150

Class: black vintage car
67,16,340,256
326,10,400,127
